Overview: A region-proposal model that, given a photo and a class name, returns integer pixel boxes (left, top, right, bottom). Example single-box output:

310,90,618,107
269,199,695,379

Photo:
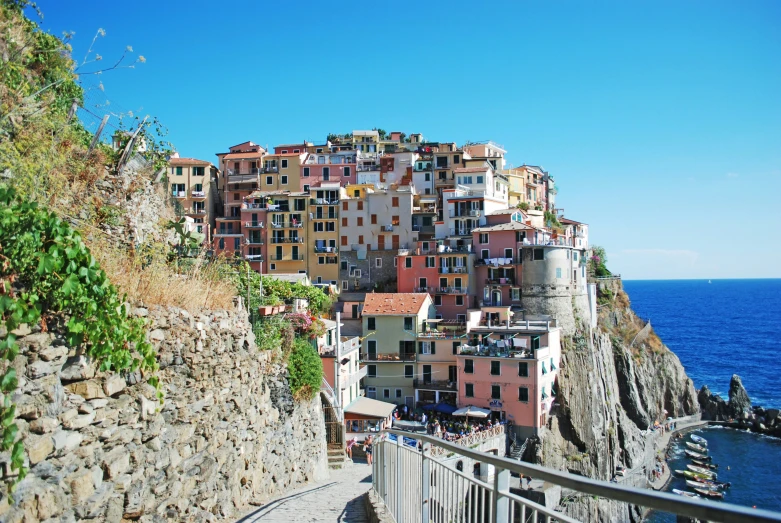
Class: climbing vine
0,186,159,491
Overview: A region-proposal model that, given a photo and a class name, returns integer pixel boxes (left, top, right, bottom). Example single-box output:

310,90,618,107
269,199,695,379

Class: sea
622,279,781,519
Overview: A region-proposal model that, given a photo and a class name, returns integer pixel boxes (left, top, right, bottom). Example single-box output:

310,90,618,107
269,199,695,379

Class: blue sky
32,1,781,279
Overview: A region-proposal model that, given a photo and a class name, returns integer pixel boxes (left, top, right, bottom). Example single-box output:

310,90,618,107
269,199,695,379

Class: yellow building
260,152,307,192
263,191,309,275
306,184,341,285
167,156,219,241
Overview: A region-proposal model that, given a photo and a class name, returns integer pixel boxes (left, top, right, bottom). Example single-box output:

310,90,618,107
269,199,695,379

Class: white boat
674,488,700,498
686,479,720,491
686,442,708,453
687,464,717,479
691,434,708,446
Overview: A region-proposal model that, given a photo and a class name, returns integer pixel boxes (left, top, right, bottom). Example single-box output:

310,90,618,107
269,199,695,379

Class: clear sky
31,1,781,280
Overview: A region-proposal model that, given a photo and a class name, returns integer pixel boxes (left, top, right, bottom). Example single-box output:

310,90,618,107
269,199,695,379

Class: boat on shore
684,449,711,461
686,442,708,453
691,434,708,446
687,464,718,479
691,458,718,470
694,488,724,500
673,488,700,498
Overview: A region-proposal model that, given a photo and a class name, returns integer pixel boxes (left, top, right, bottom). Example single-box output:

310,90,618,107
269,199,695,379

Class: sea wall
0,305,328,522
532,280,699,522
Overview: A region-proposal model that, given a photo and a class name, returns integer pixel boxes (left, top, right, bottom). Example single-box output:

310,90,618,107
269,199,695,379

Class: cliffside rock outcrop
0,305,328,522
534,279,698,522
698,374,752,421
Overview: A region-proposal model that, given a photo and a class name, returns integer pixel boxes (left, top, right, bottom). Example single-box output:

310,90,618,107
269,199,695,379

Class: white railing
373,429,781,523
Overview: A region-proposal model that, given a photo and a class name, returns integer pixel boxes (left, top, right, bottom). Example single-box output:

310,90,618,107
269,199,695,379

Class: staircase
508,434,530,461
327,448,348,470
320,391,347,470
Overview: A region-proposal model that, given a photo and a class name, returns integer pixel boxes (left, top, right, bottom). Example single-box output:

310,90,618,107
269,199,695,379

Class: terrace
361,352,417,362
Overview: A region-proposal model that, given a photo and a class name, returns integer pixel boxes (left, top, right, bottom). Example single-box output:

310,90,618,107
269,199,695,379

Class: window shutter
430,342,436,355
418,342,424,354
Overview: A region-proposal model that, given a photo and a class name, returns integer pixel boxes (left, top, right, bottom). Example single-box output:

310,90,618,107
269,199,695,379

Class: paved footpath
236,461,373,522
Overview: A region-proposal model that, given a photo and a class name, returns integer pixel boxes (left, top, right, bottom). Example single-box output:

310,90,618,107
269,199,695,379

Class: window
281,159,288,168
367,340,377,355
405,257,412,268
357,217,363,226
453,154,460,164
464,359,474,374
453,342,460,355
375,258,382,268
395,389,402,398
357,201,363,210
314,222,324,232
434,295,442,306
367,365,377,378
455,295,464,306
294,149,300,153
550,357,556,371
303,184,310,193
233,193,239,201
266,176,273,185
318,257,325,265
479,233,489,244
425,256,435,268
392,197,399,207
322,167,330,180
175,166,182,176
342,217,348,227
533,249,544,261
326,222,335,231
476,176,483,184
420,342,431,355
341,236,348,246
573,252,579,261
316,148,323,153
403,317,413,331
404,365,413,378
394,258,397,267
383,389,390,399
193,166,204,176
342,201,348,211
518,387,529,402
518,362,529,377
281,175,288,185
341,261,348,271
358,235,364,244
491,385,501,400
371,214,377,224
425,172,431,181
490,361,501,375
269,263,276,270
367,317,376,330
465,383,474,398
344,166,351,177
556,268,562,279
281,150,287,154
511,288,520,301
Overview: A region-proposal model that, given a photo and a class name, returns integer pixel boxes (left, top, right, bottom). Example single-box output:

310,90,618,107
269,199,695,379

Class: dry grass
89,237,236,312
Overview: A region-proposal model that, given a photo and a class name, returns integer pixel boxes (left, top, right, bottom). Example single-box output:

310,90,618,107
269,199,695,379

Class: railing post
396,435,404,523
421,442,431,522
492,466,509,523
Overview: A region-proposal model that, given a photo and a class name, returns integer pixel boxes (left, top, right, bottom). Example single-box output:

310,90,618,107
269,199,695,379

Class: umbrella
433,403,458,415
452,406,491,418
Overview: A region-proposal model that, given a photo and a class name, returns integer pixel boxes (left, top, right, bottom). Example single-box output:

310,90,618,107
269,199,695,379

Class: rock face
727,374,752,418
532,279,699,522
0,305,328,522
699,374,753,421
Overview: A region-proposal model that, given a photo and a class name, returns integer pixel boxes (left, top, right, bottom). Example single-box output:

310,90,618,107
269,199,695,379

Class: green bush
287,338,323,401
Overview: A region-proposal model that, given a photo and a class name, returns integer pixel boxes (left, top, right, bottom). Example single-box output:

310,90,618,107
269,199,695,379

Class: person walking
364,436,374,465
345,437,358,460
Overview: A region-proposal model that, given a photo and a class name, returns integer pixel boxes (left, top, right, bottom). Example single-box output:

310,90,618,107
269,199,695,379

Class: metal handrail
375,429,781,523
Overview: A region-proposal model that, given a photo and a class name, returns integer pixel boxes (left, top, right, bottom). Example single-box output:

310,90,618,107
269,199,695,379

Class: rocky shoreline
698,374,781,438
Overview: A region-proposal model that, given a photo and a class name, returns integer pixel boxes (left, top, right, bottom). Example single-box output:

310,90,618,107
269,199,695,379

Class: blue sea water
623,279,781,519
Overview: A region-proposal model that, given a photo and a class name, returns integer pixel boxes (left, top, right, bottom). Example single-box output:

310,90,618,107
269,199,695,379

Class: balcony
357,164,379,172
312,213,338,220
459,344,549,360
448,228,474,237
475,257,518,266
314,246,338,254
361,352,416,362
414,163,433,172
438,266,468,274
417,330,466,340
412,225,436,235
448,210,481,218
269,254,305,261
262,166,279,173
215,230,242,236
246,238,264,246
171,191,188,199
340,366,368,389
270,237,304,244
436,286,466,295
244,254,264,262
310,198,339,205
413,286,434,293
269,222,304,229
189,209,207,216
413,205,437,214
191,190,206,198
413,379,456,391
245,203,267,210
485,278,514,285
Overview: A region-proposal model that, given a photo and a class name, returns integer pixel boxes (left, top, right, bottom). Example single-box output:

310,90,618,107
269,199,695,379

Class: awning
421,402,458,415
452,406,491,418
344,397,396,419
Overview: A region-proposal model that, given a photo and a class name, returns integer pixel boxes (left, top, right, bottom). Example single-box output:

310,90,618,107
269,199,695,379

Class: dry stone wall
0,305,328,522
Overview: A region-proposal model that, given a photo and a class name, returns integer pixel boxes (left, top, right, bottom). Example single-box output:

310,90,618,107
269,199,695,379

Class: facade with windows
167,156,219,243
456,321,561,439
306,184,341,285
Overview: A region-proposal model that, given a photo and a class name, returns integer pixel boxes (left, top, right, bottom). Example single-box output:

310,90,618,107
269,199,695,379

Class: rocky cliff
699,375,781,438
530,278,699,522
0,305,328,522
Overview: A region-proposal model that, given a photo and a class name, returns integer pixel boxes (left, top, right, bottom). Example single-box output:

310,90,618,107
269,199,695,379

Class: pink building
456,313,560,439
471,221,535,307
300,152,356,191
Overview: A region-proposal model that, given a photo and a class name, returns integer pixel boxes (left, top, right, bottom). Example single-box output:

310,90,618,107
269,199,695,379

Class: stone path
236,461,373,522
650,419,707,490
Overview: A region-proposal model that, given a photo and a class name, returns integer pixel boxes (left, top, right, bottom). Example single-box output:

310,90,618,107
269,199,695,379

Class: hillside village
168,130,598,443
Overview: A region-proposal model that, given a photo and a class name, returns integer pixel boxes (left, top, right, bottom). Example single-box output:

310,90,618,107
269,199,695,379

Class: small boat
679,470,713,481
694,488,724,500
673,488,700,498
686,479,721,491
691,459,718,470
686,442,708,453
685,449,711,461
691,434,708,446
687,464,718,479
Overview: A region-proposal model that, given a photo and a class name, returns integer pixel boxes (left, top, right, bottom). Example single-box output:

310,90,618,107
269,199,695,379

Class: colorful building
167,155,219,242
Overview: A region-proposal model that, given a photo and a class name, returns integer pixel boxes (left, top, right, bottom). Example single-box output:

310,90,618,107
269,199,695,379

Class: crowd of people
390,405,507,442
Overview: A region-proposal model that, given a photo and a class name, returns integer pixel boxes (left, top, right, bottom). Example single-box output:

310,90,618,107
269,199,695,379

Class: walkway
236,461,373,523
650,418,707,490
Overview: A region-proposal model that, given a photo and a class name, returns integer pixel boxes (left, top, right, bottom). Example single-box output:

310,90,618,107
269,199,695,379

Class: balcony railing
413,287,434,293
171,191,187,198
475,257,519,266
417,330,467,340
269,254,305,261
190,190,206,198
356,164,379,172
435,286,466,294
269,237,304,244
246,238,264,245
314,246,338,254
269,222,304,229
438,266,468,274
244,221,264,228
448,210,481,218
189,209,206,216
413,206,437,214
312,213,338,220
244,254,264,262
245,203,267,210
412,379,456,391
340,366,368,389
485,278,515,285
361,353,416,362
216,230,241,236
448,228,474,237
309,198,339,205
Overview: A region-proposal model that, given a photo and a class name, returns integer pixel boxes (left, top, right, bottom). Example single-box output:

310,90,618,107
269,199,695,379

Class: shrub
287,338,323,401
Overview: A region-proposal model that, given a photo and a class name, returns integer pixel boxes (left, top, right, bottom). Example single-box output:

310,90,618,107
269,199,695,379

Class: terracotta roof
471,222,535,233
362,293,430,316
560,217,586,225
222,152,264,160
169,157,212,166
453,166,490,173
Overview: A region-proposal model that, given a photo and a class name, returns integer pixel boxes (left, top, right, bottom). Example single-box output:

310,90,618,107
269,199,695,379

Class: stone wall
0,305,328,522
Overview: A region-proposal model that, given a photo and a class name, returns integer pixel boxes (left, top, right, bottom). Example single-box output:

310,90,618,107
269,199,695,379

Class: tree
589,245,611,277
376,128,387,140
